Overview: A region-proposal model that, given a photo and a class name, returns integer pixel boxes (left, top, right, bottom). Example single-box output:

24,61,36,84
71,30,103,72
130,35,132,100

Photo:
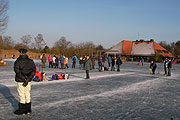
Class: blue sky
4,0,180,48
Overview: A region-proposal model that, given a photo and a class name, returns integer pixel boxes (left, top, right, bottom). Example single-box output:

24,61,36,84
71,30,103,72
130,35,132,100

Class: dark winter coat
116,57,123,65
150,62,157,70
14,55,36,82
84,59,92,70
168,61,172,68
111,57,115,66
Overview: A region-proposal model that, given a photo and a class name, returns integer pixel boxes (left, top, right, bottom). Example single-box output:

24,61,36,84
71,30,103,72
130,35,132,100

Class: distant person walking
84,56,92,79
14,48,36,115
48,55,53,68
108,56,112,68
60,56,65,69
72,55,77,68
91,56,95,69
111,56,115,71
141,58,144,66
164,58,169,76
116,56,123,72
41,54,46,72
53,55,56,68
55,56,59,68
168,59,172,76
79,57,83,69
150,60,157,74
64,56,69,69
98,57,103,71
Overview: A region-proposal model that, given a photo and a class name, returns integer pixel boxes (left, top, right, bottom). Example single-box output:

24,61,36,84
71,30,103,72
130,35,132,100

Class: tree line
0,34,105,57
159,41,180,56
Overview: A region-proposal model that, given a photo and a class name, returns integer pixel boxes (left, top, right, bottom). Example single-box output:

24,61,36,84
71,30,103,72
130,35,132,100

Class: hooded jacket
14,55,36,82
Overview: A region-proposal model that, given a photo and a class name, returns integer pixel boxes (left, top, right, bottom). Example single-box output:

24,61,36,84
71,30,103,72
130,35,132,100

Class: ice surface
0,59,180,120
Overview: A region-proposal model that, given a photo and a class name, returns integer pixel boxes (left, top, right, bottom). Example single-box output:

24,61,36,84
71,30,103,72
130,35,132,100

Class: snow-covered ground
0,59,180,120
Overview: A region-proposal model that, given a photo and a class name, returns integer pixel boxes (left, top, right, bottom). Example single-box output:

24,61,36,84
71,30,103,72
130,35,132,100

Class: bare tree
34,34,46,52
21,35,32,47
0,0,8,33
0,35,3,48
75,42,96,57
3,35,14,48
54,36,71,55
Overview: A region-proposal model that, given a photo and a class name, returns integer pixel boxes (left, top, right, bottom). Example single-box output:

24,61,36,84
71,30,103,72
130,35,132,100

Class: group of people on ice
41,54,70,69
149,58,173,76
41,54,123,72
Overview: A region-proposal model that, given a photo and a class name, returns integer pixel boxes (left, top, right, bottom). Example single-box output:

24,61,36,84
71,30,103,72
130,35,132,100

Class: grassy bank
0,49,50,59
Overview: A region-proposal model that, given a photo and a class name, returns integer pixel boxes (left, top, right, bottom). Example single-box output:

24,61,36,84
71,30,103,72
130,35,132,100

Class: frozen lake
0,59,180,120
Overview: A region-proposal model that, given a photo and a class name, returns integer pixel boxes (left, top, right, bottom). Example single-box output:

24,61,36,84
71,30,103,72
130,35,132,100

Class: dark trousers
111,65,115,71
152,68,156,74
66,64,69,69
72,62,76,68
117,64,120,71
61,63,64,69
108,62,111,67
168,68,171,76
49,62,53,68
55,63,59,68
86,70,90,79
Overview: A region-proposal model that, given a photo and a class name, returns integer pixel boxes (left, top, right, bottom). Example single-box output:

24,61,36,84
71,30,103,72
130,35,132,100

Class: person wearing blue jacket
59,56,65,69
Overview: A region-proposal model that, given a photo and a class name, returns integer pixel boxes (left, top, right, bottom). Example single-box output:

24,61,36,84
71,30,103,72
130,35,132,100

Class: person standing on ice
141,58,144,66
116,56,123,72
150,60,157,74
163,58,169,76
84,55,92,79
108,55,112,68
14,48,36,115
111,56,115,71
48,55,53,68
72,54,77,68
41,54,46,71
168,59,172,76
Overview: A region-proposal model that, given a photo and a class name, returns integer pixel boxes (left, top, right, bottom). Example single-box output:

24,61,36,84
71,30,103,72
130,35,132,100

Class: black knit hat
18,48,27,53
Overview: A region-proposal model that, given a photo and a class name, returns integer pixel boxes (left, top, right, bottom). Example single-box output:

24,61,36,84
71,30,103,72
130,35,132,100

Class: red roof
122,40,132,55
153,41,173,57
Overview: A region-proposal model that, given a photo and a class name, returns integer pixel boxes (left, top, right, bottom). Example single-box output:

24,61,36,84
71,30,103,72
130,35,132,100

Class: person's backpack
73,57,76,61
36,71,42,80
52,74,59,80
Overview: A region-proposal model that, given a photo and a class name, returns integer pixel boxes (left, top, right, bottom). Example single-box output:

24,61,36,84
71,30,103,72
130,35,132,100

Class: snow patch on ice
33,77,164,109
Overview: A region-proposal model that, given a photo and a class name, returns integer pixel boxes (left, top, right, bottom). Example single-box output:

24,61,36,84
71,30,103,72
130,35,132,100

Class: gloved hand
23,78,28,87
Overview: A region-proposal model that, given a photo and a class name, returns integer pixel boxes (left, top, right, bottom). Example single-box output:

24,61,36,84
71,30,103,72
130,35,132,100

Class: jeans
168,68,171,76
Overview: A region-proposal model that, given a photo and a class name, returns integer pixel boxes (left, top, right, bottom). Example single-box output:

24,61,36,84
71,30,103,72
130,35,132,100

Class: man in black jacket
116,56,123,72
14,48,36,115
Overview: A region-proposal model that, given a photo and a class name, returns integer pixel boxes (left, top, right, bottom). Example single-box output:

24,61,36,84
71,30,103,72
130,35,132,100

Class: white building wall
131,42,155,56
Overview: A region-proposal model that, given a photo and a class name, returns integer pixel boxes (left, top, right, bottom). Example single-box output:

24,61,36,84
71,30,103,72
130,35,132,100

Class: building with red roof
105,40,173,57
